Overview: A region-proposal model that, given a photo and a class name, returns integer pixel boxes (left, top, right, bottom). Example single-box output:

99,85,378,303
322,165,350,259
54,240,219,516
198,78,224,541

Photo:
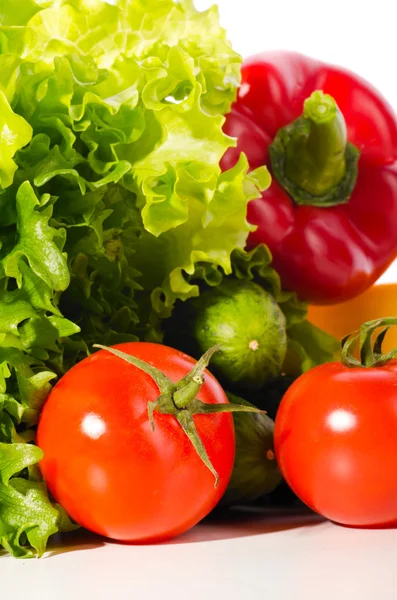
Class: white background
195,0,397,111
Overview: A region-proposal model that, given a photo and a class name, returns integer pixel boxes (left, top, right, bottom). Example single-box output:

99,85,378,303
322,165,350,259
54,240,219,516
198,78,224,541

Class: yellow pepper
308,283,397,353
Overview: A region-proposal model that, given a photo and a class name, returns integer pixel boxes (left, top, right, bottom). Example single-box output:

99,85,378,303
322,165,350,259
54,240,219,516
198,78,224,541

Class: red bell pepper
221,52,397,305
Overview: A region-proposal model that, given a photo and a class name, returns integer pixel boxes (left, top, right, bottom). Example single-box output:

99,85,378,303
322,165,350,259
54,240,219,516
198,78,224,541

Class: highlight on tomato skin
273,318,397,528
36,342,238,543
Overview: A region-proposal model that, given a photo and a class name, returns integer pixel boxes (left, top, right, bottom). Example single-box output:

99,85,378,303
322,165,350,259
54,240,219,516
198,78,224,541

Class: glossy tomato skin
274,360,397,527
37,343,235,542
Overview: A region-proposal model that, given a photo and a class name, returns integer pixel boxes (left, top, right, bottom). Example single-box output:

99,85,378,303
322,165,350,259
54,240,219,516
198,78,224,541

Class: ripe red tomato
37,342,235,542
274,360,397,527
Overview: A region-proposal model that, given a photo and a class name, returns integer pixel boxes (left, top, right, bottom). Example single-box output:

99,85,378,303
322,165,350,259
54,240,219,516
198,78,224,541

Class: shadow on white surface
165,506,325,545
19,505,325,558
0,530,106,560
44,530,106,558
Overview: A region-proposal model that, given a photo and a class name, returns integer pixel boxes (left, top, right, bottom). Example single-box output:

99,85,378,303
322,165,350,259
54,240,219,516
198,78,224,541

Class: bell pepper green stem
285,91,347,195
269,90,360,207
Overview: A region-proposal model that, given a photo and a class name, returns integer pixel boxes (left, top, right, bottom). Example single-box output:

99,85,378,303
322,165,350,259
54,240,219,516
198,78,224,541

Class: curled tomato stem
341,317,397,368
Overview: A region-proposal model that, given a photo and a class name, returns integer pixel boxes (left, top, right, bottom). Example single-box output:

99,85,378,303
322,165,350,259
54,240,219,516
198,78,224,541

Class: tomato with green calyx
274,318,397,527
37,343,258,543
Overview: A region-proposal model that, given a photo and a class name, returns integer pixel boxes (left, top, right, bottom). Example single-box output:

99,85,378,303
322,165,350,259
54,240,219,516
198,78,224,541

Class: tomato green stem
93,343,263,486
177,409,220,487
341,317,397,368
173,345,220,409
269,90,360,207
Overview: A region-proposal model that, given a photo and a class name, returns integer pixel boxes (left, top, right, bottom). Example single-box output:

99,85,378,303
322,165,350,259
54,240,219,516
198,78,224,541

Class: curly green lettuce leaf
0,0,253,346
0,92,32,189
0,443,77,558
129,158,269,331
0,348,57,432
1,181,69,291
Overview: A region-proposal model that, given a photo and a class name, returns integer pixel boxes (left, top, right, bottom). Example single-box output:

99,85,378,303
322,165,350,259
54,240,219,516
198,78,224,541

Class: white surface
4,507,397,600
4,0,397,593
377,261,397,285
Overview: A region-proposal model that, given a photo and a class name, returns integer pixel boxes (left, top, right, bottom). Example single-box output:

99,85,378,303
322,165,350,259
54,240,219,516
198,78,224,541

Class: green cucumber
168,279,288,390
220,392,282,507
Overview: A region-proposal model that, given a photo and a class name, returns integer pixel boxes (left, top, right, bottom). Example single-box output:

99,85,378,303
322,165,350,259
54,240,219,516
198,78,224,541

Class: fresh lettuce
0,0,269,557
0,443,77,558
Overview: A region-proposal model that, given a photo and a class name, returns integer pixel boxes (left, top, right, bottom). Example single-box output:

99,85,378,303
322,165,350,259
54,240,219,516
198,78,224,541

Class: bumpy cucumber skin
192,280,287,390
220,392,282,507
